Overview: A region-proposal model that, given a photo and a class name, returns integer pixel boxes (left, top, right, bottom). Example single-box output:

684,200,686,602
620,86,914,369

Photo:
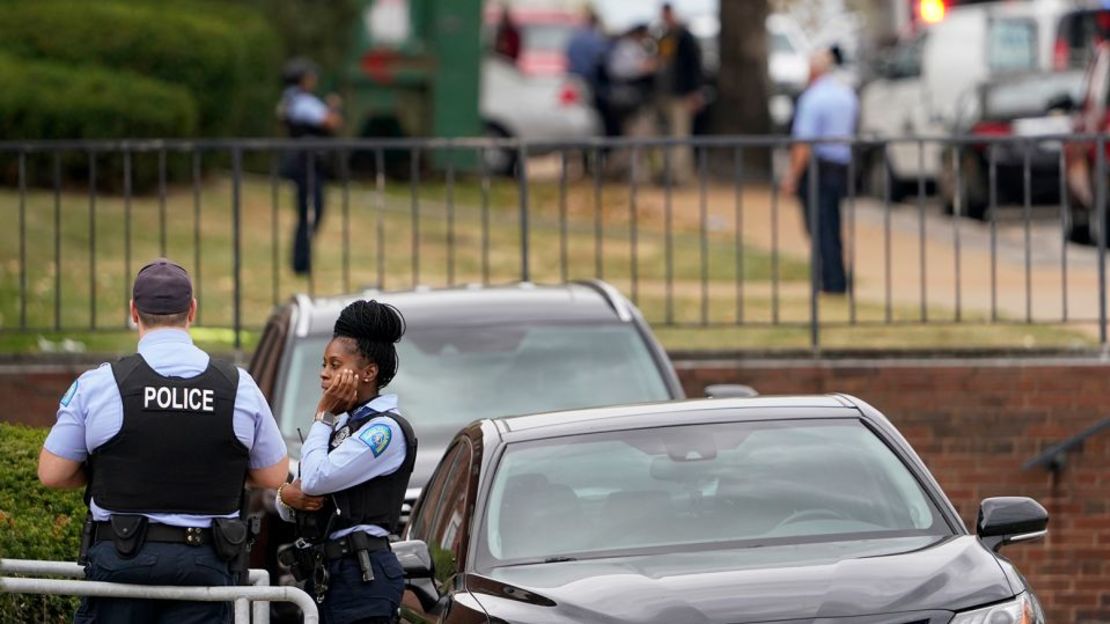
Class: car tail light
558,82,581,107
971,121,1012,136
918,0,945,24
1053,38,1070,70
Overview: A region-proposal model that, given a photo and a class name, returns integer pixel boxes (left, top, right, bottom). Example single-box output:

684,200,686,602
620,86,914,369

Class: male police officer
38,258,289,623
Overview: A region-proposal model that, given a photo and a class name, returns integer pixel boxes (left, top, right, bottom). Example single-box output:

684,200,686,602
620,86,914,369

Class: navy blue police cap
132,258,192,314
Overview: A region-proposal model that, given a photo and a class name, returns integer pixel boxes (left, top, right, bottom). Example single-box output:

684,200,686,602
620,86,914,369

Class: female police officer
275,300,416,624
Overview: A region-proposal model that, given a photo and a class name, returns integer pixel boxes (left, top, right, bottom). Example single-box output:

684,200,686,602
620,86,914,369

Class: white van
858,0,1080,195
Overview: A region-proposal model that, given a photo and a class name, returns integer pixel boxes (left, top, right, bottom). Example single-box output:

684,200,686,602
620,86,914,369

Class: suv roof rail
573,279,633,322
293,293,314,337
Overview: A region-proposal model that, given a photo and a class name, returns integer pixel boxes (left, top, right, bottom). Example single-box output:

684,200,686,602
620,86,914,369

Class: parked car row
248,281,1048,623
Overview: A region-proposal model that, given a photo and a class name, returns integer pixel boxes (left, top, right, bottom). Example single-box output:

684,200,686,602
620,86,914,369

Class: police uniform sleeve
792,89,821,141
43,365,110,462
233,369,288,470
299,416,406,497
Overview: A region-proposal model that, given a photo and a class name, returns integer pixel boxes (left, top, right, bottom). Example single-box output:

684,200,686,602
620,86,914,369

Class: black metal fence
1,135,1107,349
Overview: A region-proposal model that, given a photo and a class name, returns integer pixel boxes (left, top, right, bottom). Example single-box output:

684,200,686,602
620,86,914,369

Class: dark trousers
308,550,405,624
798,161,849,294
75,540,232,623
292,161,325,275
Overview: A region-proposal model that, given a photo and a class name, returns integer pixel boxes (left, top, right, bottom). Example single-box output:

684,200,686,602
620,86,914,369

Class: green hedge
0,53,198,140
0,0,282,137
0,424,85,623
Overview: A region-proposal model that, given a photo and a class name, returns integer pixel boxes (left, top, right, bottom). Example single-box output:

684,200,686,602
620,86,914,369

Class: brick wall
4,356,1109,621
675,356,1110,623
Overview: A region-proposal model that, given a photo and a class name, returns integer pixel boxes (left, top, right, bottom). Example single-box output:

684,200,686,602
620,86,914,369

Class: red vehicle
483,5,584,76
1064,41,1110,244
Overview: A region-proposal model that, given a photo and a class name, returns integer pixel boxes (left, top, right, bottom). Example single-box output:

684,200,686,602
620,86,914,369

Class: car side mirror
704,384,759,398
393,539,443,613
977,497,1048,553
1046,92,1076,114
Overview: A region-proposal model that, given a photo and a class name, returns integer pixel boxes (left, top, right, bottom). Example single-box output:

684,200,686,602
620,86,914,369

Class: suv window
988,18,1037,74
277,322,671,442
409,440,473,585
885,35,925,80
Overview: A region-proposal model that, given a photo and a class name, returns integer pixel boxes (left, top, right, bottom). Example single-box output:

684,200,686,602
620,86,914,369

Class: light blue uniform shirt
282,87,328,126
279,394,407,539
43,329,288,528
792,74,859,165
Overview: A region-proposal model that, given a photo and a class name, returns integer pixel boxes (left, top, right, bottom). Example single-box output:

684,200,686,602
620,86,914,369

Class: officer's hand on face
317,369,359,416
280,479,325,512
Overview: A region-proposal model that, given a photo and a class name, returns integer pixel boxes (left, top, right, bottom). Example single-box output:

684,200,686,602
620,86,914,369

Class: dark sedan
394,396,1048,624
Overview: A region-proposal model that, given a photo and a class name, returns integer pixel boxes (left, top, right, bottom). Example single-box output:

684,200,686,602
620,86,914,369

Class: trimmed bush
0,53,198,141
0,424,85,623
0,1,282,137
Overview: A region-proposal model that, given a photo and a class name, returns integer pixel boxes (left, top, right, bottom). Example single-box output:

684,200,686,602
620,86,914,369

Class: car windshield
522,23,575,52
277,322,671,444
988,18,1038,74
479,418,950,568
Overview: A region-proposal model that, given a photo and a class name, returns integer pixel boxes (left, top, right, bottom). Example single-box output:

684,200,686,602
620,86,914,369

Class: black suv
248,281,687,573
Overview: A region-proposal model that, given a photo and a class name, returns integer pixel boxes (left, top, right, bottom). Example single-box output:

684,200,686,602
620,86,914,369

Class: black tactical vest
300,410,418,540
89,354,249,515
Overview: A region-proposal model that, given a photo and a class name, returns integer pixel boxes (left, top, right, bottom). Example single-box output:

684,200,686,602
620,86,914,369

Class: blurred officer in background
278,57,343,276
38,258,289,623
780,49,858,295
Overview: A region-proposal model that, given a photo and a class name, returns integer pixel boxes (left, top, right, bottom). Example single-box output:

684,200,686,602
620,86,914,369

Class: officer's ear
185,299,197,326
129,300,140,328
361,362,379,386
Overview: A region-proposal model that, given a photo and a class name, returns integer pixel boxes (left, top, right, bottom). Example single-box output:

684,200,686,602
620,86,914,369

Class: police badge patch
359,423,392,457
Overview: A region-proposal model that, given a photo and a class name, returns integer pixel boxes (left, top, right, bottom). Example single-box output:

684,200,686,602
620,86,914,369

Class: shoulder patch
359,423,392,458
60,380,78,408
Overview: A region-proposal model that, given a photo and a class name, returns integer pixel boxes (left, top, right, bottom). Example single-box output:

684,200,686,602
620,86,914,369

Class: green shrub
0,424,85,623
0,53,197,141
0,52,198,190
0,0,282,137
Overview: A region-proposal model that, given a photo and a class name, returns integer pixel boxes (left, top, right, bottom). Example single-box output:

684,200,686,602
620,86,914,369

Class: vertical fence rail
53,152,61,332
158,148,167,257
231,147,243,352
664,147,675,324
770,148,781,325
18,151,27,330
558,150,569,283
410,147,420,287
88,150,97,329
593,146,604,281
1023,143,1033,323
953,146,963,322
446,148,456,287
807,148,819,349
1097,137,1107,345
734,146,744,324
1059,147,1069,323
629,146,640,305
375,148,386,290
270,152,280,307
341,150,351,294
517,143,530,283
479,147,491,286
698,147,709,326
989,145,998,322
192,149,203,325
123,150,133,328
882,144,892,323
847,145,857,323
917,140,927,323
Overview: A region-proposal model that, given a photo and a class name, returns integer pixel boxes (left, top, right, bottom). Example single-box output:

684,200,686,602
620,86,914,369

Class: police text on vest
144,386,215,412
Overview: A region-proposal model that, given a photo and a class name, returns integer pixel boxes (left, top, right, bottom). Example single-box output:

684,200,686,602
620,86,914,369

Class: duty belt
323,533,390,561
93,521,212,546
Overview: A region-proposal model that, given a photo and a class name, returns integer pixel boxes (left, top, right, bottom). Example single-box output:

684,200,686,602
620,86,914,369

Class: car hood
466,535,1014,624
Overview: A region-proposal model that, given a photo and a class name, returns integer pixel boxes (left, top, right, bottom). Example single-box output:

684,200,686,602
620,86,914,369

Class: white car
480,55,601,174
858,0,1078,196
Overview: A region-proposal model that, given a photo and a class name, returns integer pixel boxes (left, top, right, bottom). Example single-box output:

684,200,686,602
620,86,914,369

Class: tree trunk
714,0,772,173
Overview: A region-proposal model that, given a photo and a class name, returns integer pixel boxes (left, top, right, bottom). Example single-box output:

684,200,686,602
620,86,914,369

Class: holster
212,517,258,586
277,539,329,602
77,513,94,566
109,514,148,559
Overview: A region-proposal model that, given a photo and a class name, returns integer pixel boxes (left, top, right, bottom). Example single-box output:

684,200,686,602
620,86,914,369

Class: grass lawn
0,167,1094,354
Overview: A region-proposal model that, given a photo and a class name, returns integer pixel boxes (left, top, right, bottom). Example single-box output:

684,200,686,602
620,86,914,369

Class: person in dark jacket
656,3,704,184
276,300,416,624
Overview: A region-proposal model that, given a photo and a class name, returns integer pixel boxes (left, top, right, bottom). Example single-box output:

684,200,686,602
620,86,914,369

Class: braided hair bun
333,300,406,388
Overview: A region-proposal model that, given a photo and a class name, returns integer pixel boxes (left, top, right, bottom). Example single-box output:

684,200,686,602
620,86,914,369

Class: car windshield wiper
542,556,577,563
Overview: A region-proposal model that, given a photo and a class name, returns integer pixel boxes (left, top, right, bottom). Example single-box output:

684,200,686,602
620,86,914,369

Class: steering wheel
774,508,851,529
